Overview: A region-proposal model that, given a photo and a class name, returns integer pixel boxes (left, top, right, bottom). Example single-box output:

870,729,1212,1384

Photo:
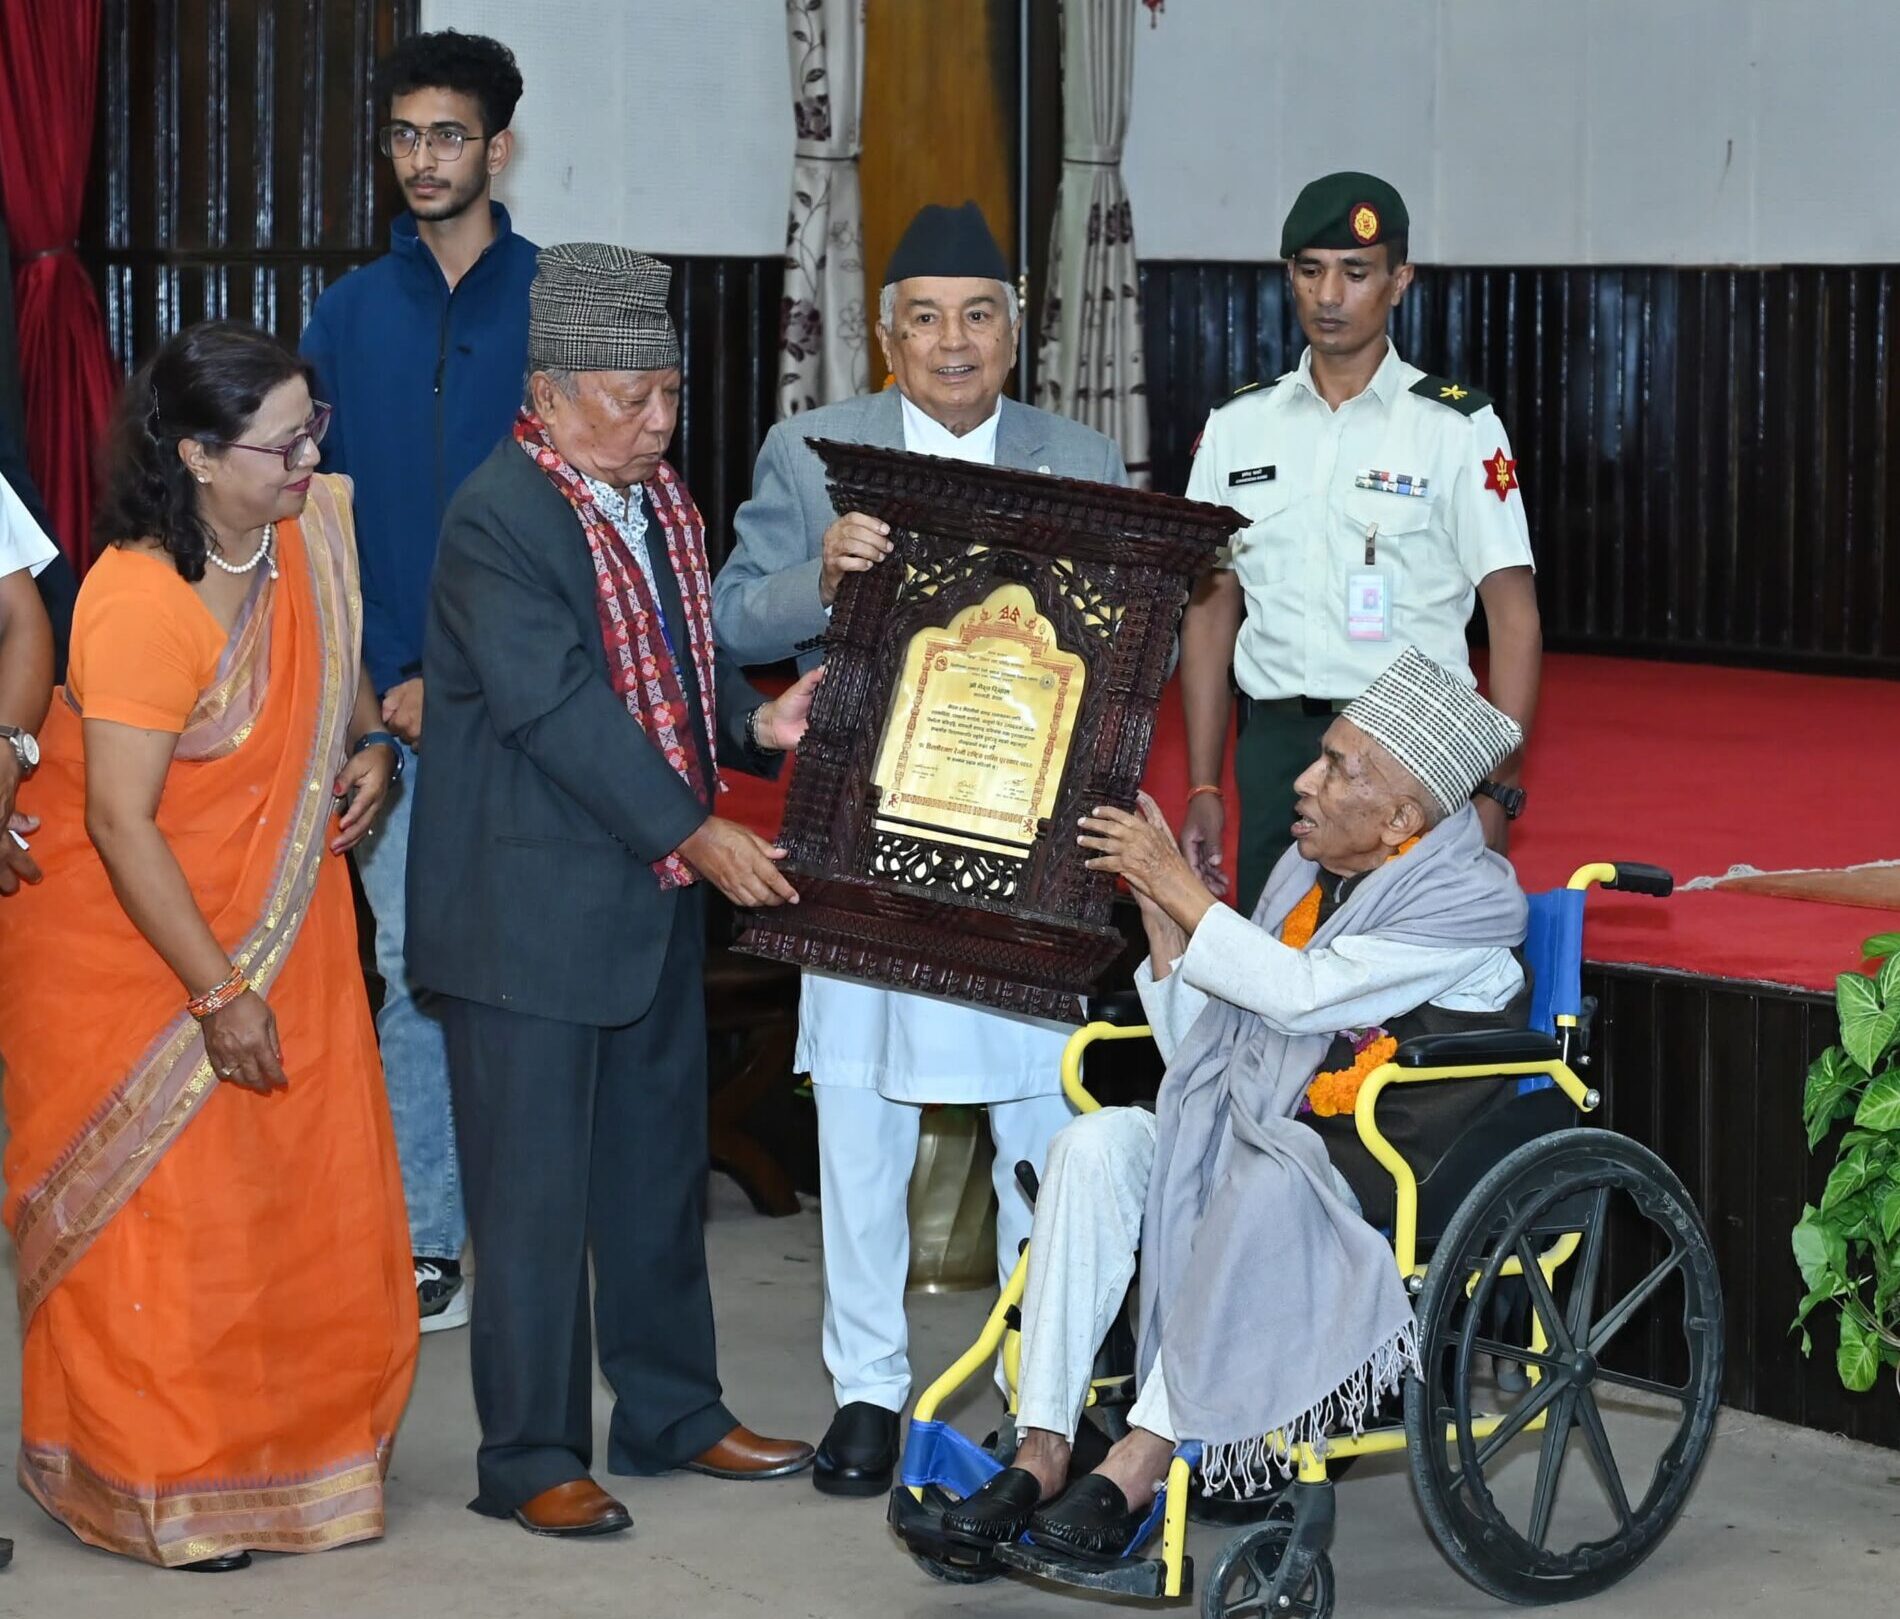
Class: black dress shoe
180,1551,252,1572
940,1466,1043,1543
1028,1475,1150,1559
812,1401,899,1497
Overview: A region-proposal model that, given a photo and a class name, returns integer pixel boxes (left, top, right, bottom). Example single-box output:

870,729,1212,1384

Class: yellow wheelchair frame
899,863,1723,1610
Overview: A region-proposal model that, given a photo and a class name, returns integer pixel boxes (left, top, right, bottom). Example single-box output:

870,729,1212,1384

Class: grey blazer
712,389,1130,669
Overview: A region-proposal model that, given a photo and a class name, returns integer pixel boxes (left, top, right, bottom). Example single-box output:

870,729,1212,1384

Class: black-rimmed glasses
378,122,485,161
225,403,332,470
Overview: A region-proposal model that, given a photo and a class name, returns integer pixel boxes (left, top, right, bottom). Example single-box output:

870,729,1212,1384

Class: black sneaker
416,1258,469,1334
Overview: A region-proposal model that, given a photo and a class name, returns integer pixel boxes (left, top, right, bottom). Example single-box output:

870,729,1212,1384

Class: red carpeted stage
725,651,1897,993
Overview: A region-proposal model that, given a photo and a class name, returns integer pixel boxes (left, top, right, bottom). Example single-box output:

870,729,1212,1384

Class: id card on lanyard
1347,521,1390,641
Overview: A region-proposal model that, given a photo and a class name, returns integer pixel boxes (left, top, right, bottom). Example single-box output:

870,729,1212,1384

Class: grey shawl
1135,805,1528,1491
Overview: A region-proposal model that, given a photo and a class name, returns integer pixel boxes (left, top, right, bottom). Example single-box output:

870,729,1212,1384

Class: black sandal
940,1467,1044,1543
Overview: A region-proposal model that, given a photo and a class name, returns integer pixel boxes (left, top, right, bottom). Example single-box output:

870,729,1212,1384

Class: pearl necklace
207,522,278,580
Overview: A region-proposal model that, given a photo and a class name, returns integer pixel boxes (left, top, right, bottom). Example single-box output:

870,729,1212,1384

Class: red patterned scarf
515,410,721,888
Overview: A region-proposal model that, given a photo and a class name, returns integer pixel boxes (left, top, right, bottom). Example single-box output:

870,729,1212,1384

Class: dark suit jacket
407,438,777,1027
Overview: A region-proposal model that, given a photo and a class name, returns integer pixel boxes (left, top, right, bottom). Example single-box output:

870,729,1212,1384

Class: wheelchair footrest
887,1485,1005,1576
992,1540,1192,1598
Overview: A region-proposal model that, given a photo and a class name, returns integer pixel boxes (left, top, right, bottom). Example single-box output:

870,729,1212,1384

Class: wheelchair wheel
1201,1522,1335,1619
1404,1129,1723,1605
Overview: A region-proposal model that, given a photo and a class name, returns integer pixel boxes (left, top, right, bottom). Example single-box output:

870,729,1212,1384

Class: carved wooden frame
734,440,1242,1020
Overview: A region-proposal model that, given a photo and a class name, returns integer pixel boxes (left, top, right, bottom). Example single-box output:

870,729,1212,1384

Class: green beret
1280,172,1409,258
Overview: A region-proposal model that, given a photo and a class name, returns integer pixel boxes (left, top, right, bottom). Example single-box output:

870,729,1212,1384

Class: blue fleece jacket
301,203,538,694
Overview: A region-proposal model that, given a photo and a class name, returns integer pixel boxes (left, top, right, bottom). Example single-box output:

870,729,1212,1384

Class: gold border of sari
9,477,362,1323
18,1439,393,1566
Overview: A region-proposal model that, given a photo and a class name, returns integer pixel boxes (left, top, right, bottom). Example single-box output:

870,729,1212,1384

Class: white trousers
814,1082,1076,1412
1015,1107,1178,1443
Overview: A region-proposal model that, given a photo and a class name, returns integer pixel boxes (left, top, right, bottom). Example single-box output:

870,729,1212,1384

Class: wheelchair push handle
1566,860,1674,898
1604,862,1674,898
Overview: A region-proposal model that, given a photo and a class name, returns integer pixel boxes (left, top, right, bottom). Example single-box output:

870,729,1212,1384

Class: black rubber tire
1200,1522,1335,1619
1404,1129,1723,1606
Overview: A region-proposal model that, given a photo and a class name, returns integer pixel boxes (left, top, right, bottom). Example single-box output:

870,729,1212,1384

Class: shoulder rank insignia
1210,380,1265,413
1409,374,1492,417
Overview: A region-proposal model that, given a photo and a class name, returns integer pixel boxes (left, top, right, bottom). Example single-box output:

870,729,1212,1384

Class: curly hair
95,321,314,582
375,30,524,135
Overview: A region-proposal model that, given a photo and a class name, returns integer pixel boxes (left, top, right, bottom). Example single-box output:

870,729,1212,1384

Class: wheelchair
889,862,1724,1616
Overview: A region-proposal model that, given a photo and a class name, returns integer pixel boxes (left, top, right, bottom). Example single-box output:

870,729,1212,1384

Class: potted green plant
1792,930,1900,1392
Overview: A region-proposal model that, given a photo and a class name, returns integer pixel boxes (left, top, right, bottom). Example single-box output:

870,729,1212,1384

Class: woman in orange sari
0,321,417,1569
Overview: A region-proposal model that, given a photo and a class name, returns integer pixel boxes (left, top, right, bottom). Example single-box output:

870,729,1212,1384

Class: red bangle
1187,784,1224,801
187,968,248,1020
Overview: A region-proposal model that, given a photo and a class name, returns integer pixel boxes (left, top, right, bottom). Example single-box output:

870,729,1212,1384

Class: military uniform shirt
1185,341,1534,702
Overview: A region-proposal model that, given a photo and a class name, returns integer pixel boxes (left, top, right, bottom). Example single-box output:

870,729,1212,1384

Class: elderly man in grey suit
714,202,1130,1497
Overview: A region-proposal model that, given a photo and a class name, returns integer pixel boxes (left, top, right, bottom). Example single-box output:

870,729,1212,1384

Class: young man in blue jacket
302,29,538,1331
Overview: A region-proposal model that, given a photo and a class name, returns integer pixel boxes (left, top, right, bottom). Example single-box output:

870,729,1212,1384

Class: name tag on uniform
1353,469,1430,497
1346,568,1391,641
1228,465,1276,487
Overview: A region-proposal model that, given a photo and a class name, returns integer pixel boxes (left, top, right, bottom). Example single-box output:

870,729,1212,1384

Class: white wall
418,0,791,255
1123,0,1900,265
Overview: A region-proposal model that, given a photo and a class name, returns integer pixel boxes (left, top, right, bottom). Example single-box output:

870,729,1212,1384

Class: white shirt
1185,342,1534,702
0,474,58,580
796,389,1070,1103
1135,900,1525,1065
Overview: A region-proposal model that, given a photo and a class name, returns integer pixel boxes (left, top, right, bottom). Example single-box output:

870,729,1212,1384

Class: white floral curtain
1033,0,1150,487
778,0,869,418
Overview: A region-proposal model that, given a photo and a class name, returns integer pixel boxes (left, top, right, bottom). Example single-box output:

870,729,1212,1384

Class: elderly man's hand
1078,792,1218,936
819,512,892,606
752,666,824,753
677,815,800,909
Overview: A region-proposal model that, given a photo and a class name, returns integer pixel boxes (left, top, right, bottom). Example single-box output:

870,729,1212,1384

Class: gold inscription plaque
872,583,1085,853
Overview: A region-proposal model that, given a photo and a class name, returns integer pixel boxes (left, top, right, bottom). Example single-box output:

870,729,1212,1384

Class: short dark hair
1384,233,1410,270
97,322,314,582
375,30,523,135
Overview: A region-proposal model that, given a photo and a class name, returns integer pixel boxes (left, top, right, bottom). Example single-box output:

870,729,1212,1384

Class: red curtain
0,0,118,573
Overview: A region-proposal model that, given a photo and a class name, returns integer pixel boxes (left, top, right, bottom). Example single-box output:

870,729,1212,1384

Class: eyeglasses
224,403,332,471
378,122,485,161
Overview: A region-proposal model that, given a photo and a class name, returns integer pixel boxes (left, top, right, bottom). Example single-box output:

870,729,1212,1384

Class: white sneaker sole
419,1281,471,1334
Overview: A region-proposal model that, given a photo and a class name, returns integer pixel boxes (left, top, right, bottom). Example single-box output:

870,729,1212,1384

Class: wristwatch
1474,779,1526,820
0,725,40,779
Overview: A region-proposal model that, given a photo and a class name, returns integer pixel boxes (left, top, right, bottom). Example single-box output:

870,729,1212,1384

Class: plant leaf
1792,1204,1848,1289
1882,950,1900,1003
1821,1144,1880,1212
1838,972,1900,1074
1805,1046,1869,1147
1792,1275,1846,1331
1879,1180,1900,1246
1854,1068,1900,1133
1837,1312,1880,1391
1862,931,1900,963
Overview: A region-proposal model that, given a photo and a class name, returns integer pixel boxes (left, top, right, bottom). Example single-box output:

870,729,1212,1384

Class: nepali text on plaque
871,582,1085,855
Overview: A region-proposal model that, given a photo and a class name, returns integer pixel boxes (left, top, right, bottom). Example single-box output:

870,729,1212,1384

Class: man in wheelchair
943,647,1529,1557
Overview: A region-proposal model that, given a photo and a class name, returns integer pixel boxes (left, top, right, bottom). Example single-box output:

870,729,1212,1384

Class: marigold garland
1285,836,1421,1114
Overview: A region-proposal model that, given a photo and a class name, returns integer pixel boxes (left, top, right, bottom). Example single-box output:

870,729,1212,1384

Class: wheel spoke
1516,1235,1575,1356
1593,1365,1693,1405
1470,1336,1564,1374
1471,1368,1567,1470
1574,1388,1636,1530
1525,1388,1577,1551
1587,1249,1685,1357
1563,1187,1612,1340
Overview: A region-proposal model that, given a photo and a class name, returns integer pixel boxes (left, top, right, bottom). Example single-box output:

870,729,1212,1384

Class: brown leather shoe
512,1478,632,1537
681,1424,816,1481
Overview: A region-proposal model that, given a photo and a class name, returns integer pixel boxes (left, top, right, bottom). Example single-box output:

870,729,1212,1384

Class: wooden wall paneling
85,0,418,370
1141,263,1900,673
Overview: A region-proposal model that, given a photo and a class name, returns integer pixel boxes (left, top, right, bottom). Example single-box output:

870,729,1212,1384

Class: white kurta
795,393,1074,1104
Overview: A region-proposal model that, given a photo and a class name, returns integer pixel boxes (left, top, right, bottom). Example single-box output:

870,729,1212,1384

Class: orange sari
0,474,417,1565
